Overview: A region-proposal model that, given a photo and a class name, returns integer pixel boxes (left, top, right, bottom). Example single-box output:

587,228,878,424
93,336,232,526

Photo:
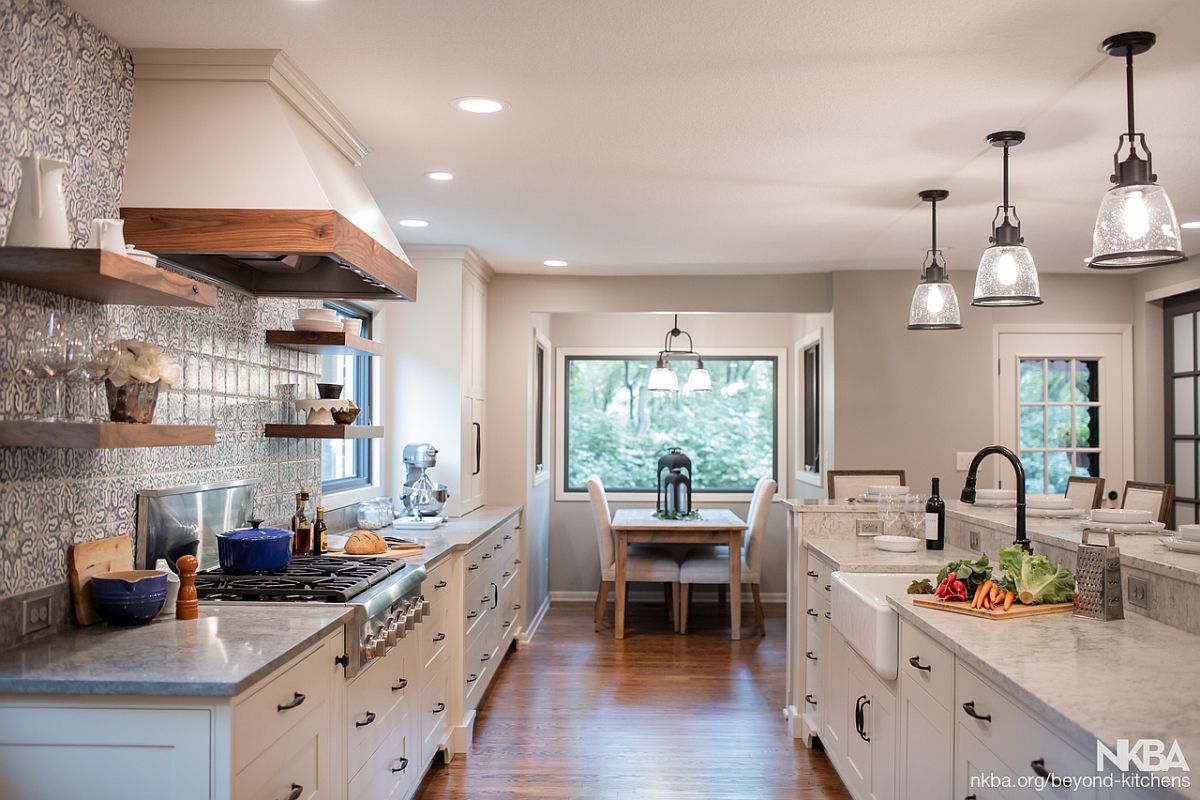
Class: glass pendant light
648,354,678,393
683,360,712,394
908,189,962,331
650,315,709,394
974,131,1042,306
1089,31,1184,269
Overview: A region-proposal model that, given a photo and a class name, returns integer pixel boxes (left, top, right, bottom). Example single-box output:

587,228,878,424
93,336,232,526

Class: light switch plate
856,518,883,537
956,452,974,471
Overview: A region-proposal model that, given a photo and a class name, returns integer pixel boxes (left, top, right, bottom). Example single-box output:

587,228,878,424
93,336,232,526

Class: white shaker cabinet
387,246,492,517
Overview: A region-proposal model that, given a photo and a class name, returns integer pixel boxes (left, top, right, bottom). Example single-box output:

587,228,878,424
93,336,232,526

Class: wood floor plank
415,601,850,800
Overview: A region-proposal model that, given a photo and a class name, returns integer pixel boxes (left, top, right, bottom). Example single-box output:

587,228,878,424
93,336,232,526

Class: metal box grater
1074,528,1124,621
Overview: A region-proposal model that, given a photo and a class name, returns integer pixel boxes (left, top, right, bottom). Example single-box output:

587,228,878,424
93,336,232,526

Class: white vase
6,152,71,248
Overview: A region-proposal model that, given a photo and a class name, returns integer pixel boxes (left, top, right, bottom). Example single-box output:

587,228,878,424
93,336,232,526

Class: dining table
610,507,748,640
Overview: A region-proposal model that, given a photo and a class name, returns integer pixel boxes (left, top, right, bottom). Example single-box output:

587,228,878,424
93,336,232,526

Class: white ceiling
71,0,1200,275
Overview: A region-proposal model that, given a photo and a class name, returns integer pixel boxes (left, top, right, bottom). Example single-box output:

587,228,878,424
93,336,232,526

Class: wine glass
879,494,902,534
901,494,928,538
34,311,83,422
77,327,118,421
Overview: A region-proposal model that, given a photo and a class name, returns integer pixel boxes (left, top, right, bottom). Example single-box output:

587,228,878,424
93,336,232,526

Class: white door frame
991,324,1134,490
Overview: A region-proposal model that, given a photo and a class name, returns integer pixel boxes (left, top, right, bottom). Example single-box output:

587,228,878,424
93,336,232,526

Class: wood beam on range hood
120,208,417,301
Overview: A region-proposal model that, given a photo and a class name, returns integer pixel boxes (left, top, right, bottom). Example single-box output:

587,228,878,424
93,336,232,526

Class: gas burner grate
196,555,407,602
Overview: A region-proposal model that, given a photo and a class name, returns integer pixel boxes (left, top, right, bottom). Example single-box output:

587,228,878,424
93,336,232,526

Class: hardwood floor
415,600,850,799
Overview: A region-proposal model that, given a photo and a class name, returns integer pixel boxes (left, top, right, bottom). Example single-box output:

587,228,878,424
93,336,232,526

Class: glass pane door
1166,296,1200,527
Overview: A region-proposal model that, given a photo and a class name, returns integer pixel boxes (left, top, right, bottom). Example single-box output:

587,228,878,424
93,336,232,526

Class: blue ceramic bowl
216,524,294,573
91,570,168,626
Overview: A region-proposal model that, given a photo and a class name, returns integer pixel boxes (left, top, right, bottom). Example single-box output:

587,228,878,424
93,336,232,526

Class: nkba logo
1097,739,1191,773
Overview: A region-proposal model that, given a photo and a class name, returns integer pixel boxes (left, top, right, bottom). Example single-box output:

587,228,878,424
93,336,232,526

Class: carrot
989,583,1000,604
1003,591,1015,612
983,594,994,611
971,583,986,608
975,580,994,609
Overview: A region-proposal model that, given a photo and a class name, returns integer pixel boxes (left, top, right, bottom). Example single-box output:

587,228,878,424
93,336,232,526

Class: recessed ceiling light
1083,256,1092,264
1182,221,1200,229
426,171,454,181
543,259,568,267
397,219,429,228
454,97,504,114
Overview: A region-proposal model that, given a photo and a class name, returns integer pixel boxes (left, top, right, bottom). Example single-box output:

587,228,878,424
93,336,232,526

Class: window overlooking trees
1018,357,1100,494
562,355,777,493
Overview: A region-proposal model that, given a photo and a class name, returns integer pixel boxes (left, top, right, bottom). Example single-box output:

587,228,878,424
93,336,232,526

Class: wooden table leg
729,530,742,640
615,531,628,639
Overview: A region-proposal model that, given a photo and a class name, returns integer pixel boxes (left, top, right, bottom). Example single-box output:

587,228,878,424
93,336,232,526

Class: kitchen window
559,351,781,496
321,302,373,494
801,339,820,475
1165,292,1200,526
1016,357,1101,494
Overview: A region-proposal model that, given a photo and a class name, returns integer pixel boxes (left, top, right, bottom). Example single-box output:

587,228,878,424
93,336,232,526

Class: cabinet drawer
956,724,1025,800
956,663,1097,800
348,705,414,800
899,620,954,710
420,667,451,759
421,610,451,672
234,697,331,800
232,636,336,773
346,648,410,777
499,578,519,640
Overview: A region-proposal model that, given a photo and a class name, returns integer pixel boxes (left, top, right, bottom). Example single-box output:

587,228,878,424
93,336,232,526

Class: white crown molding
401,245,495,282
129,48,370,165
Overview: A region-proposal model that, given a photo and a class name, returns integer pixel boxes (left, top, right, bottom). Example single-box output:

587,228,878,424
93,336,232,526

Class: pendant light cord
1125,50,1137,153
930,195,938,252
1002,143,1011,223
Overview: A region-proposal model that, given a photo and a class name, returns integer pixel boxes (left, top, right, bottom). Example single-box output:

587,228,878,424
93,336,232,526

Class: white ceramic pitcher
87,219,126,253
6,152,71,248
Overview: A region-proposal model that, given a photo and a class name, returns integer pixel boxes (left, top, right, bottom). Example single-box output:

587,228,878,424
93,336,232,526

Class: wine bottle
313,506,328,556
925,477,945,550
291,491,312,556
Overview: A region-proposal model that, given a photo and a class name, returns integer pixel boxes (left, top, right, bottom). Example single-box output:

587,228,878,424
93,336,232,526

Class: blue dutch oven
216,519,294,573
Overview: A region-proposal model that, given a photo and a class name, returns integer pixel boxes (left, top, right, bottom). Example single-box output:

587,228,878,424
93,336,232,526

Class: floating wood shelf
0,420,216,449
265,330,383,356
264,424,384,440
0,247,217,307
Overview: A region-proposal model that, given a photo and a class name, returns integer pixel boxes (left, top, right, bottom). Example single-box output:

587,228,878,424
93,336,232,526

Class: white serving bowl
298,308,338,321
292,319,344,332
867,485,909,497
1090,508,1153,525
873,535,921,553
1175,524,1200,542
342,319,363,336
1027,494,1074,510
977,488,1017,501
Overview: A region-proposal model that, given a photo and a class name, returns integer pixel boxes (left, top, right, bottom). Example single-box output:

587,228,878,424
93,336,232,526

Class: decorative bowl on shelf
342,319,362,336
298,308,338,321
317,382,343,399
331,405,361,424
295,399,356,425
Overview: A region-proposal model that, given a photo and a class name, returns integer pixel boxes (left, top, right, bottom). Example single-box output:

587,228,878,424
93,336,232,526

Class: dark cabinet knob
391,757,409,774
482,553,492,560
276,692,305,712
1031,758,1069,786
434,580,447,589
355,711,377,728
433,632,446,642
284,784,303,800
392,678,408,692
908,656,932,672
806,608,818,617
804,693,817,706
466,673,478,683
805,650,818,661
962,701,991,722
432,702,446,714
468,564,480,571
807,570,819,578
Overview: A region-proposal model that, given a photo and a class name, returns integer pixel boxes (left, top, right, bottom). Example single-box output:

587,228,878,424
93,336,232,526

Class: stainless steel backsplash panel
136,480,258,570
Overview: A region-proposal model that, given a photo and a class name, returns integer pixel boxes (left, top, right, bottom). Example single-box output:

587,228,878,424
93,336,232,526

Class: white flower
106,339,181,387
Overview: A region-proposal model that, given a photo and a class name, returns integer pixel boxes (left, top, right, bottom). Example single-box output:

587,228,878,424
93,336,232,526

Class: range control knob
421,600,431,619
363,639,379,660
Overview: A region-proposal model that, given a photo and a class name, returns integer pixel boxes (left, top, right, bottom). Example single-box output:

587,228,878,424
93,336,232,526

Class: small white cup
88,218,126,254
342,319,362,336
1176,524,1200,542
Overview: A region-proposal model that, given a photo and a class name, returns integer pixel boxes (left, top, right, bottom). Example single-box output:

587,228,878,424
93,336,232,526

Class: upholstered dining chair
1121,481,1174,524
588,476,681,633
827,469,906,501
677,476,777,636
1065,475,1105,509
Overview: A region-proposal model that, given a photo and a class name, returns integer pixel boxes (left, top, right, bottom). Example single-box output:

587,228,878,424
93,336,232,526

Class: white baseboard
550,589,785,604
519,594,551,646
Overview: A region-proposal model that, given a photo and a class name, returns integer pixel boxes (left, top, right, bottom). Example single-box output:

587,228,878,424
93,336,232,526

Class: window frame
320,301,376,498
1015,356,1101,495
553,346,787,502
531,329,551,486
796,329,823,487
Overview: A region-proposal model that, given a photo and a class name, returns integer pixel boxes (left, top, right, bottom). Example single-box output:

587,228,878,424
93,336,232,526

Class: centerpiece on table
654,447,696,520
104,340,182,424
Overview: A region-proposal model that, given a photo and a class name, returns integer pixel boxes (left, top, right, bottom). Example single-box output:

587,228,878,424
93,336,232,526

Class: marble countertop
782,498,876,513
0,605,352,697
378,505,521,569
947,501,1200,585
890,595,1200,798
805,536,976,572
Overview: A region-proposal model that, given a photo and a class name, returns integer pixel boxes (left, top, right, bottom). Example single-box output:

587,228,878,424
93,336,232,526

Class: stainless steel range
138,482,428,678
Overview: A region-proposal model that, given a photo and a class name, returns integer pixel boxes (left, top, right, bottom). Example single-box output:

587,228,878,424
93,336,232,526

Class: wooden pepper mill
176,555,198,621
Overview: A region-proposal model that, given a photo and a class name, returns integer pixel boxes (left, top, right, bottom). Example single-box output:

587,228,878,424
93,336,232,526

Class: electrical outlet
956,452,974,471
969,529,981,551
21,594,51,636
1127,575,1148,609
856,518,883,537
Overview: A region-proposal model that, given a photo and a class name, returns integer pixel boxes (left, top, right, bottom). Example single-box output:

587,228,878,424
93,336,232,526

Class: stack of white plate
1163,525,1200,554
864,485,909,501
1026,495,1083,518
292,308,343,332
1084,508,1165,534
973,488,1017,507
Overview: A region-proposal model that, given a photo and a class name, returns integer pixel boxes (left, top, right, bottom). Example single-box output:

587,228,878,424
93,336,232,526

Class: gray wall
0,0,322,649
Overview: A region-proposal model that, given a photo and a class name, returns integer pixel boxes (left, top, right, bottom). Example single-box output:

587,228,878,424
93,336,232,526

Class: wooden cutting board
331,544,426,559
68,535,133,625
912,596,1075,619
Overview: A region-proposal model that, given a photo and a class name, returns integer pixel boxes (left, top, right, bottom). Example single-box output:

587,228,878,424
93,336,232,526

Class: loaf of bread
345,530,388,555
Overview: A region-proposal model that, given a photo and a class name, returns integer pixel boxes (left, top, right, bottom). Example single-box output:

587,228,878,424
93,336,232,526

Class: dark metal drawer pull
276,692,305,712
392,678,408,692
806,608,818,617
482,553,492,559
502,571,511,578
432,702,446,714
434,580,448,589
824,611,831,619
825,584,831,592
807,570,819,578
494,543,503,550
804,693,817,706
503,620,511,628
284,784,303,800
805,650,818,661
1031,759,1069,787
514,559,521,565
468,564,480,571
908,656,932,672
467,611,478,619
480,652,492,662
391,757,409,774
433,632,446,642
504,534,512,540
466,673,478,683
355,711,377,728
514,603,521,609
962,701,991,722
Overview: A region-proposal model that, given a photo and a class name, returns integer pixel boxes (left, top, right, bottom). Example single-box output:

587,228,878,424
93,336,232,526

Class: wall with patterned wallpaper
0,0,324,649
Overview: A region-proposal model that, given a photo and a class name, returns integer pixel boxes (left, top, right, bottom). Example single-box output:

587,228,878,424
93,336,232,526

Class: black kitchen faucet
959,444,1033,554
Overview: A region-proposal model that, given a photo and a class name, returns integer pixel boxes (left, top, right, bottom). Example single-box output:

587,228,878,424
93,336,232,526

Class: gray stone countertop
375,505,522,569
805,536,976,573
782,498,879,513
0,605,352,697
947,501,1200,585
890,595,1200,799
